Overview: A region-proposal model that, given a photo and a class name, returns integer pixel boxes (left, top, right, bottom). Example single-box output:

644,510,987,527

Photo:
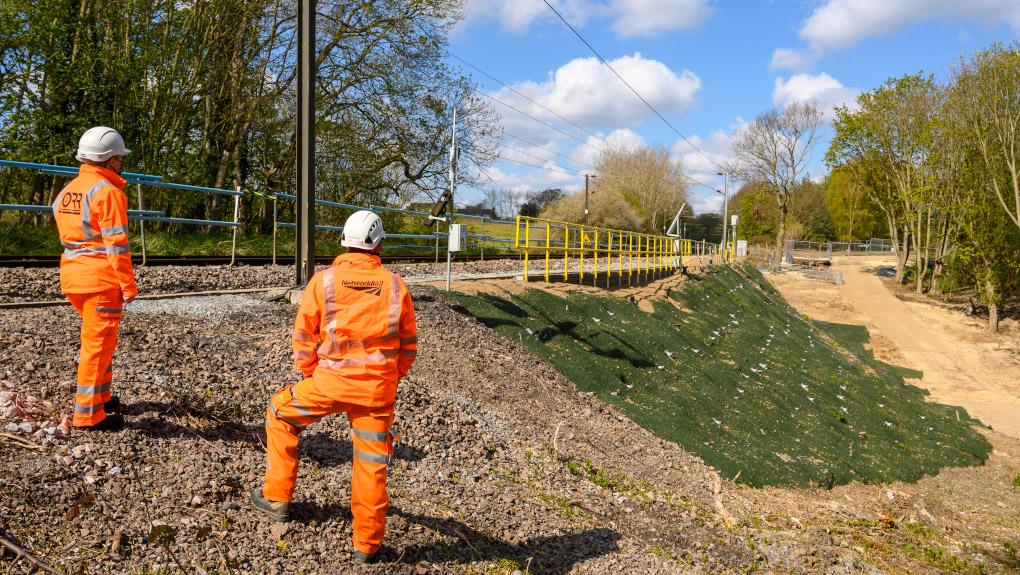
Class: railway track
0,253,520,268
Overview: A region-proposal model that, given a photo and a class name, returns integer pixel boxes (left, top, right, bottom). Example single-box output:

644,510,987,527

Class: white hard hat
76,126,131,163
341,210,385,250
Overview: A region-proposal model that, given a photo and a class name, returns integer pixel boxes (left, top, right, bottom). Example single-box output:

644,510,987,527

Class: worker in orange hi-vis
52,126,138,432
251,210,417,565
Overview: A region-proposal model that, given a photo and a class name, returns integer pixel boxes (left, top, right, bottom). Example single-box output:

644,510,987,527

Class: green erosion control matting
450,265,991,488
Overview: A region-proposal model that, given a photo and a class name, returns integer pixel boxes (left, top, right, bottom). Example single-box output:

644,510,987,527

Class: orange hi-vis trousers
66,289,122,426
263,378,395,555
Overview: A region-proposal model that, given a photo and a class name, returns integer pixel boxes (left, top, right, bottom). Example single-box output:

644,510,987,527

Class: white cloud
492,53,701,139
459,0,712,38
672,124,741,186
794,0,1020,56
609,0,712,37
772,73,860,118
571,129,646,168
769,48,815,71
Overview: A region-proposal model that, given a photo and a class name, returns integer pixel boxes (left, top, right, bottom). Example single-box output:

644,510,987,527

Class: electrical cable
496,155,579,176
539,0,726,174
450,43,723,195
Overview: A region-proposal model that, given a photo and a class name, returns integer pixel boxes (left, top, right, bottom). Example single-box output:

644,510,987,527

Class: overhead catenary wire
539,0,726,175
497,155,579,176
503,131,599,171
474,84,717,192
470,86,604,154
449,51,611,147
500,141,593,174
451,46,721,195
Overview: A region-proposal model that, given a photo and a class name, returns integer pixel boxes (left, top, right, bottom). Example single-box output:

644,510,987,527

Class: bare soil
770,256,1020,440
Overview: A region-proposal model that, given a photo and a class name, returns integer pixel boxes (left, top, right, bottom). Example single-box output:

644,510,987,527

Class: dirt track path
831,257,1020,439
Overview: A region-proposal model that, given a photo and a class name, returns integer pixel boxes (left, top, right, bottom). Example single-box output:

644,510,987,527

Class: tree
0,0,501,232
518,188,564,218
591,145,688,232
953,43,1020,233
732,102,823,264
824,168,885,242
729,182,778,244
828,75,950,292
539,188,642,230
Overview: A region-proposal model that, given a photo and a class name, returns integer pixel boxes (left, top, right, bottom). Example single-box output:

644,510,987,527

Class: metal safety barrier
271,192,519,263
0,159,243,265
514,215,692,285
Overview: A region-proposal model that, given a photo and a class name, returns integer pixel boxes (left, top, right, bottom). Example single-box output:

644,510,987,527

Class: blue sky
446,0,1020,214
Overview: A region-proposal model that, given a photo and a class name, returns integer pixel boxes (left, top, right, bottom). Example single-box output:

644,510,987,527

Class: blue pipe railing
0,159,162,181
0,203,164,218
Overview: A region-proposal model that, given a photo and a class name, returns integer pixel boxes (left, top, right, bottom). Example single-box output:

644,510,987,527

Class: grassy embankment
449,265,992,488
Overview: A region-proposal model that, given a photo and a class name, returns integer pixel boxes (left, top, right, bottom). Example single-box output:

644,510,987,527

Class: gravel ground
4,277,1014,574
0,256,687,303
0,260,530,303
0,286,755,574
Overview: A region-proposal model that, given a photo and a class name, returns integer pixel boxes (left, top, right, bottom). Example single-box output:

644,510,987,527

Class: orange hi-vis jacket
52,164,137,298
292,252,417,407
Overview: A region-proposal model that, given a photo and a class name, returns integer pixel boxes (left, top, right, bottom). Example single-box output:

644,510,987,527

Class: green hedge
450,265,991,488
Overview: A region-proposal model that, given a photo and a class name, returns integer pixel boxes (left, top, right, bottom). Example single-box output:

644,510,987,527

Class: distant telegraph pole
295,0,316,286
583,174,596,227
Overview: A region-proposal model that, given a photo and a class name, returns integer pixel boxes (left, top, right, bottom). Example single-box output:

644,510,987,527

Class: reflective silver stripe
80,182,106,240
63,244,130,258
293,350,313,360
322,270,337,314
76,384,110,396
96,306,122,314
353,449,390,465
74,403,103,414
400,336,417,345
401,350,417,358
292,330,316,343
62,240,88,249
267,399,304,430
387,273,401,336
101,224,129,236
318,349,395,370
352,428,389,442
63,246,107,259
290,401,314,418
319,271,338,356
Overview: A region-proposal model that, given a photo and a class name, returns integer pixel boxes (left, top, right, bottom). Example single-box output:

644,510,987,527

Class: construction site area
1,240,1019,574
4,4,1020,574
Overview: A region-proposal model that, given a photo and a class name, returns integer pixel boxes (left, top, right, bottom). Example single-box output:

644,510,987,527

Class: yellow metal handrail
514,215,693,283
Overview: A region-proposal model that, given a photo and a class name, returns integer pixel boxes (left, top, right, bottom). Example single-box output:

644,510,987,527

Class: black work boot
80,413,124,432
353,549,380,564
249,488,289,521
105,395,121,413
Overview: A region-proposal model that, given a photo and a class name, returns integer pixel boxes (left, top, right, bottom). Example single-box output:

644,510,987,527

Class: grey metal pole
272,196,277,266
720,172,729,258
136,183,147,266
446,106,457,292
295,0,316,286
229,187,240,266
